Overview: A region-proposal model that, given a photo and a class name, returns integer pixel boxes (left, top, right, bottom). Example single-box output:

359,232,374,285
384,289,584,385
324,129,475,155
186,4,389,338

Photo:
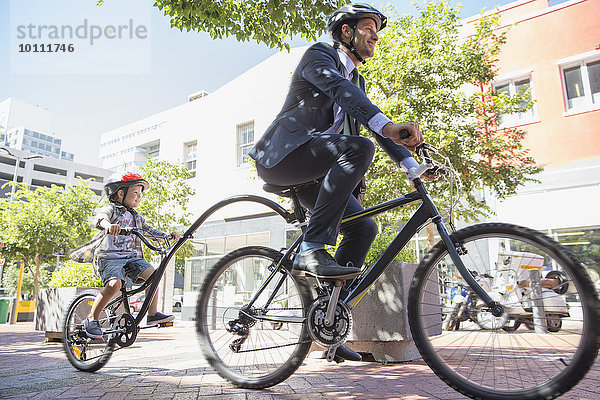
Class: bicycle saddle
262,181,318,197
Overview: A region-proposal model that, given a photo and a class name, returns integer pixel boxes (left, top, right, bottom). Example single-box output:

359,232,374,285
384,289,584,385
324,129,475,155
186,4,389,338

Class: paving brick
1,321,599,400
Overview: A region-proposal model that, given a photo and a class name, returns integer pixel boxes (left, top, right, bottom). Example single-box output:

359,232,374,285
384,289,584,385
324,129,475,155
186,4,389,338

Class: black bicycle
194,143,599,400
62,228,178,372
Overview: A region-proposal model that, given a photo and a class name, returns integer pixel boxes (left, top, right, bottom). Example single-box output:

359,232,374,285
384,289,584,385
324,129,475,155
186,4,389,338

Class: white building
99,47,308,299
0,146,112,197
0,98,74,161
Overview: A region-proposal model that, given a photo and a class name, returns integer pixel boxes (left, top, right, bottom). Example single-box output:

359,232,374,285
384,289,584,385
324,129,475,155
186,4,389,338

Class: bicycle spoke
409,223,599,399
196,246,312,389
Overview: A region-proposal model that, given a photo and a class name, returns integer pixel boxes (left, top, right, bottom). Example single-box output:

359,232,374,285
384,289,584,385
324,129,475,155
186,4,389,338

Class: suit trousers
256,134,378,268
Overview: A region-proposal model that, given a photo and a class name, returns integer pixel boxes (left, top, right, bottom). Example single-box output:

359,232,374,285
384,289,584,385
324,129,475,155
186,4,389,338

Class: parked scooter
442,272,493,331
442,251,570,332
477,251,570,332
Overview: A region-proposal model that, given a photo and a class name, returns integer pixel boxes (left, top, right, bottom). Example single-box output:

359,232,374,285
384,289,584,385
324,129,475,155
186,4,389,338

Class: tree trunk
426,223,436,251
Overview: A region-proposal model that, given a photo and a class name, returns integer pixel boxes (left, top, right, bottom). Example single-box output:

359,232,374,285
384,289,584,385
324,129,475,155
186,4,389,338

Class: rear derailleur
226,306,256,353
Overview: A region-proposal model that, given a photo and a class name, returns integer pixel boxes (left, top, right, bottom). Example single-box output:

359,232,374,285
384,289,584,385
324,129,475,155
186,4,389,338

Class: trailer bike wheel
196,246,313,389
62,290,115,372
408,223,599,400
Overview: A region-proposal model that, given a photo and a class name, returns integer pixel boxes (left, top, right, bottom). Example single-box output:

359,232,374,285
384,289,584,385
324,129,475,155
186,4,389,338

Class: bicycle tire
196,246,313,389
62,290,115,372
408,223,599,400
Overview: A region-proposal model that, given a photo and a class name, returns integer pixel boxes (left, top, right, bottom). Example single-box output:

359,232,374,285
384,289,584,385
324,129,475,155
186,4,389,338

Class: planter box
345,261,442,362
35,287,100,341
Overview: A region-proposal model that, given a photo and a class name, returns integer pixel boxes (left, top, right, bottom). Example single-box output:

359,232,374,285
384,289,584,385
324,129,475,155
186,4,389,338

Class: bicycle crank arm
102,328,126,335
325,281,344,327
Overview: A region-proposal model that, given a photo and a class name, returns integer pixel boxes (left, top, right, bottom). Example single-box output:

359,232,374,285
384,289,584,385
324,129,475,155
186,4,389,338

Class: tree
0,181,98,301
359,1,542,226
1,261,51,300
150,0,345,50
137,158,196,273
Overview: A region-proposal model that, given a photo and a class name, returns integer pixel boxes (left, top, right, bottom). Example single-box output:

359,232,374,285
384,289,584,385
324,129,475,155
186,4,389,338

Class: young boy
84,173,180,339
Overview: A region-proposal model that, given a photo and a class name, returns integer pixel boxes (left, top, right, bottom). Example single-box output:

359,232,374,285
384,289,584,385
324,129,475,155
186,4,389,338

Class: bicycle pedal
159,321,174,327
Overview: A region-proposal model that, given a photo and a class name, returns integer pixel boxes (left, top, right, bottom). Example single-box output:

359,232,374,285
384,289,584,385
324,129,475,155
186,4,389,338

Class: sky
0,0,542,167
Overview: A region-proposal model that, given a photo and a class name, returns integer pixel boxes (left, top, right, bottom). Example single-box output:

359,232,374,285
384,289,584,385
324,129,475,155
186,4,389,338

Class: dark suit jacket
249,42,412,169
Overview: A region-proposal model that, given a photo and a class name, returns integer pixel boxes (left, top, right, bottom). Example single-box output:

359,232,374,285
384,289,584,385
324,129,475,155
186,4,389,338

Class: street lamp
0,147,42,201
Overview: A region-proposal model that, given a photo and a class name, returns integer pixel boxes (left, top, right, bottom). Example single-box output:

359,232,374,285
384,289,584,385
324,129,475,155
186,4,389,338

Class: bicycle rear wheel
62,290,115,372
408,223,599,400
196,246,313,389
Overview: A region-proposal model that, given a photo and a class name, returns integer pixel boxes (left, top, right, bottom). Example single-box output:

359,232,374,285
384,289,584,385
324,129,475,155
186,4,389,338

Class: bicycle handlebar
115,227,171,254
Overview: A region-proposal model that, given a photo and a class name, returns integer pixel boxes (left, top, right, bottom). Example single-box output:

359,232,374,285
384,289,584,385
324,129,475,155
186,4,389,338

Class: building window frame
493,70,538,127
183,140,197,178
558,50,600,115
236,121,255,167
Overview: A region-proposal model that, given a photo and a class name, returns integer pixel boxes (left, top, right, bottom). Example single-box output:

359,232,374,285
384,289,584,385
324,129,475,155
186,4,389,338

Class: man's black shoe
323,344,362,363
292,249,361,279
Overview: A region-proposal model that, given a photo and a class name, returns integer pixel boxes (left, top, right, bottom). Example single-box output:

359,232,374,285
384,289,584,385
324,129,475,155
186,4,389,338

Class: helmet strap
114,186,129,207
336,25,366,64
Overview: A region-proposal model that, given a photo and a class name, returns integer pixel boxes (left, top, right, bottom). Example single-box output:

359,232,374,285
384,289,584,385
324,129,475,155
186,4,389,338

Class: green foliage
1,261,51,300
360,1,542,225
0,180,98,300
48,260,102,288
138,158,196,273
150,0,345,50
364,226,417,265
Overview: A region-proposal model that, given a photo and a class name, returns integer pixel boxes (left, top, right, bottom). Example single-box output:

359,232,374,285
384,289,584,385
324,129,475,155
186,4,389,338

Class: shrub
364,225,417,266
48,260,102,288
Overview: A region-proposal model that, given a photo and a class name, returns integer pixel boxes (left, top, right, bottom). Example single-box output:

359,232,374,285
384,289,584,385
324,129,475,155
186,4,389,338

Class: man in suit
251,2,423,273
250,2,425,362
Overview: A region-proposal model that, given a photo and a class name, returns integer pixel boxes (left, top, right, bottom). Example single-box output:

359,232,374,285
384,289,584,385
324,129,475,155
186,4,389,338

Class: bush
364,225,417,266
48,260,102,288
325,225,418,266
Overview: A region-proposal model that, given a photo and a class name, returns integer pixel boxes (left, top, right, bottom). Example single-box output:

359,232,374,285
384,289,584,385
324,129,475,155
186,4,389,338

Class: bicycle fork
416,179,501,316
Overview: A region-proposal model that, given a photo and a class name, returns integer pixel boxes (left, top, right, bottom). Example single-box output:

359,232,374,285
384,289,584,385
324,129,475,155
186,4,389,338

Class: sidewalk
1,320,598,400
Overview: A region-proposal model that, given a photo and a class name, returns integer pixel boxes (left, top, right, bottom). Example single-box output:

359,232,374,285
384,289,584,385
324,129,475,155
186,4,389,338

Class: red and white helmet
104,173,149,197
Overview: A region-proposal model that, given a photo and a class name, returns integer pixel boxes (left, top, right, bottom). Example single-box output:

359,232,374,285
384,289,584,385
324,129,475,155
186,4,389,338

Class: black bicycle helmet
104,173,149,202
327,3,387,63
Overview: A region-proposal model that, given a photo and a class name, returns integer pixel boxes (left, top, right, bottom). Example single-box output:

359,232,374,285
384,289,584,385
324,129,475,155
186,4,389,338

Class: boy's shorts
97,257,153,286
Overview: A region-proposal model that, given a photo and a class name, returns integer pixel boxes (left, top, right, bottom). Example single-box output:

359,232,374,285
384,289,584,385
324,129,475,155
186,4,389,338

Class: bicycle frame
238,178,493,323
105,233,186,327
105,195,296,327
342,179,493,308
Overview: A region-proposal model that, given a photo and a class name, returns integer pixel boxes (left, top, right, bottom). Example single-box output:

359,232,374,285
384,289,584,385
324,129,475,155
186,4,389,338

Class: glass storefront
185,232,269,292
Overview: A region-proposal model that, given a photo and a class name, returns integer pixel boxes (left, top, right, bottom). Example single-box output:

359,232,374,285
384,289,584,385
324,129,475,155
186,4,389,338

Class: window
184,141,197,178
236,121,254,166
560,52,600,112
185,232,269,292
494,76,536,126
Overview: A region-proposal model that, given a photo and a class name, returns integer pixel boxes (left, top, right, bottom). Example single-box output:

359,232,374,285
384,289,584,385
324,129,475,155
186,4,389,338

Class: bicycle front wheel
409,223,599,400
196,246,313,389
62,290,115,372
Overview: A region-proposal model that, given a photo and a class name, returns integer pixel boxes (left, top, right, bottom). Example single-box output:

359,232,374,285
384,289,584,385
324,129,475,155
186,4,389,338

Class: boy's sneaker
83,319,103,339
147,312,175,325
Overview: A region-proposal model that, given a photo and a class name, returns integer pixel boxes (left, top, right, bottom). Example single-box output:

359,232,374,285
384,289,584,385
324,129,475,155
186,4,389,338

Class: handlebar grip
399,129,410,139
